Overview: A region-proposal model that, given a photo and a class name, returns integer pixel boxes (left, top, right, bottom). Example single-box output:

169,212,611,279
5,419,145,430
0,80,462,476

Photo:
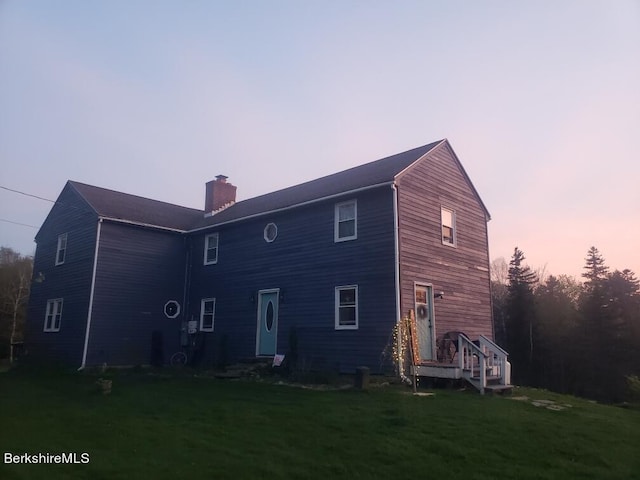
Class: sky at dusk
1,1,638,280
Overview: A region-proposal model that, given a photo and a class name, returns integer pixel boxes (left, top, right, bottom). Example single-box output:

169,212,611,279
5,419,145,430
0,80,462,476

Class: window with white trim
441,207,456,246
200,298,216,332
204,233,219,265
335,200,357,242
44,298,63,332
55,233,67,265
335,285,358,330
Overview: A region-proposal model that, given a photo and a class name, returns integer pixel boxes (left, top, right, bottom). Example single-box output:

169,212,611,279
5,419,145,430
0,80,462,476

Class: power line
0,218,37,229
0,183,94,214
0,185,53,230
0,185,55,203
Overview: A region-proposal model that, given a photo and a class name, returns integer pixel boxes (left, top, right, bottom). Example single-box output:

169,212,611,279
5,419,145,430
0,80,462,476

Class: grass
1,368,639,480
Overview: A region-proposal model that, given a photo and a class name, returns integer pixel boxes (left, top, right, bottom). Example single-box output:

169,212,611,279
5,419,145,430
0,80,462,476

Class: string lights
382,312,419,388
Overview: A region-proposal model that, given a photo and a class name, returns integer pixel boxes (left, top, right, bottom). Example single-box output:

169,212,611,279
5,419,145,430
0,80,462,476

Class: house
26,139,510,391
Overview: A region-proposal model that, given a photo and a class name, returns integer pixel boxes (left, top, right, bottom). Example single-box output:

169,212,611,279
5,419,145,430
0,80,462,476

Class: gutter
181,235,192,329
78,218,102,370
99,216,187,233
189,181,394,234
391,183,407,382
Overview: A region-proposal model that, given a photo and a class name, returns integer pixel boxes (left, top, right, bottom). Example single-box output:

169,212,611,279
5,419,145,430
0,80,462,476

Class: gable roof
190,140,444,230
53,139,488,233
68,181,203,231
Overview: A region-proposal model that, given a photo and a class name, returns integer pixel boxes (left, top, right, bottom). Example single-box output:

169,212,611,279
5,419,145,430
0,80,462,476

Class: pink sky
1,1,638,280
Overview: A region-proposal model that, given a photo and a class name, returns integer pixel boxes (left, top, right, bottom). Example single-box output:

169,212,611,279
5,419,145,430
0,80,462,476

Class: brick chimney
205,175,237,213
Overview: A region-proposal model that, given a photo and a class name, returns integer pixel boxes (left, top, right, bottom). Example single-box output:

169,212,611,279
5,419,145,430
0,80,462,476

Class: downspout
485,218,496,342
391,183,410,384
181,235,192,330
78,218,102,370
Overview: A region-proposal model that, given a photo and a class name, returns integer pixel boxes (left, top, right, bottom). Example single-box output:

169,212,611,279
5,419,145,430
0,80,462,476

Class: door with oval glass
415,283,435,361
256,289,279,356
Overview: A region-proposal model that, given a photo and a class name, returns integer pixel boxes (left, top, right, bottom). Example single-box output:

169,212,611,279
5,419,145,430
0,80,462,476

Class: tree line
493,246,640,403
2,243,638,403
0,247,32,364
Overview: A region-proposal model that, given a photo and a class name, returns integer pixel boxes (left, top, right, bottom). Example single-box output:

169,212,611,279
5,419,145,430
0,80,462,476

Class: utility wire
0,183,94,214
0,185,55,203
0,185,55,229
0,218,37,229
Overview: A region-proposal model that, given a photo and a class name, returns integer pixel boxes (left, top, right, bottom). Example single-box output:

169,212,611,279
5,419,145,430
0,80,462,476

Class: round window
164,300,181,319
265,301,274,331
264,222,278,243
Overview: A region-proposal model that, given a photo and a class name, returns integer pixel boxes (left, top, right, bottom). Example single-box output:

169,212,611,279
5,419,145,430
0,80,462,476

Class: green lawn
1,369,638,480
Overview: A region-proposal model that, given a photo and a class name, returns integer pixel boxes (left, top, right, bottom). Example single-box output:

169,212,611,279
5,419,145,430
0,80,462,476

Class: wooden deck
411,362,463,379
408,334,513,394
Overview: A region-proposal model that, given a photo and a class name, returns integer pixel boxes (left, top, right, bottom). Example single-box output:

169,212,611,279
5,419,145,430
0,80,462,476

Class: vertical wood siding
188,187,398,373
26,185,98,366
397,143,493,343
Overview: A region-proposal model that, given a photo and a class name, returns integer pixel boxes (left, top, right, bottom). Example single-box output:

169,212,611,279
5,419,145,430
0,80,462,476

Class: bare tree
0,247,32,364
491,257,509,285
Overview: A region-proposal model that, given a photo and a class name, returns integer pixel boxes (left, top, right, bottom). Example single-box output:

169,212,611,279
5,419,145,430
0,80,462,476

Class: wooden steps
484,384,513,394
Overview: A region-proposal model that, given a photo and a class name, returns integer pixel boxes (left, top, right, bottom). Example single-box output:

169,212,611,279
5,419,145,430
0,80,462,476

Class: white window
44,298,63,332
204,233,219,265
335,285,358,330
441,207,456,246
200,298,216,332
335,200,357,242
55,233,67,265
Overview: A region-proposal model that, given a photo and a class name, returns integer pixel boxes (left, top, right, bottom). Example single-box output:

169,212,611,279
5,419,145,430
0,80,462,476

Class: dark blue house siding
188,187,398,373
86,222,186,366
26,185,98,366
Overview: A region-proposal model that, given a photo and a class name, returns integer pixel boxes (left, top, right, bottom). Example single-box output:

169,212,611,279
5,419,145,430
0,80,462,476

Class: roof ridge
68,180,203,214
191,140,443,230
223,140,443,209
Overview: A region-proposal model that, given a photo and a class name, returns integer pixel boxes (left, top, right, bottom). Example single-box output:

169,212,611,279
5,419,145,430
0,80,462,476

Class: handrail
478,335,511,387
458,333,487,394
478,335,509,356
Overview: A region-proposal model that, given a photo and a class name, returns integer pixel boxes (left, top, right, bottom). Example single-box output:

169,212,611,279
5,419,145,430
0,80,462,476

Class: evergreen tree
534,275,581,393
582,246,609,287
505,247,537,385
577,247,621,400
603,269,640,400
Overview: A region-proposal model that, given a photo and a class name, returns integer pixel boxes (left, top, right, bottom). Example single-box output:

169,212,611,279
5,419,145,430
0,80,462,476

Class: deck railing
458,333,488,394
478,335,511,386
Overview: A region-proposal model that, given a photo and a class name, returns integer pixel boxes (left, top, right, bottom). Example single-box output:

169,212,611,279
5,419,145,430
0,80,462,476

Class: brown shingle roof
69,181,203,231
191,141,443,229
64,139,483,232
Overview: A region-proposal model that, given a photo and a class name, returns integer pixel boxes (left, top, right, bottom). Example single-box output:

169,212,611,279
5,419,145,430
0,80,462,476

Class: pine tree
505,247,538,385
582,246,609,287
534,275,581,393
577,247,614,400
508,247,537,288
603,269,640,400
